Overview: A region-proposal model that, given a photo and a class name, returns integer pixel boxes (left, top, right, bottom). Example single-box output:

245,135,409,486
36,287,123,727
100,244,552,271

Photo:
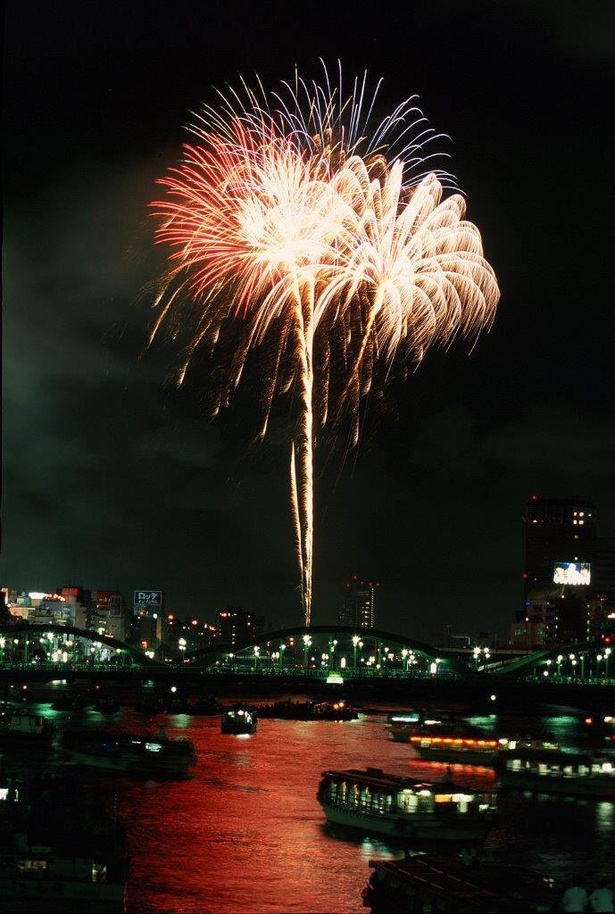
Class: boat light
145,742,163,753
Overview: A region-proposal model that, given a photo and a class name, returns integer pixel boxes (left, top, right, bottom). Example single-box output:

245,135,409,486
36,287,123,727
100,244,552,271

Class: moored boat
221,705,258,735
361,854,558,913
0,774,130,912
59,728,197,779
497,746,615,798
258,699,358,721
317,767,497,843
0,710,55,745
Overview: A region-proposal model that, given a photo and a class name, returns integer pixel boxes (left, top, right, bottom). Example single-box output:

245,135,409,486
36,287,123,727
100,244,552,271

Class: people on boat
561,876,590,912
589,879,614,912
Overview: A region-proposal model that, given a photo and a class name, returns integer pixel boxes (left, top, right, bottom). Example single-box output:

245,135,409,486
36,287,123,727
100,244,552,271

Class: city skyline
2,1,615,642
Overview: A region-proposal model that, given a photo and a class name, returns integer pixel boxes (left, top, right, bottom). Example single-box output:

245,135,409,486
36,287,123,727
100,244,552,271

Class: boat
387,708,467,743
0,710,55,745
497,746,615,798
409,730,507,766
361,853,558,913
0,774,129,912
59,728,197,778
258,699,358,721
221,705,258,734
407,720,560,767
317,767,497,843
404,716,513,766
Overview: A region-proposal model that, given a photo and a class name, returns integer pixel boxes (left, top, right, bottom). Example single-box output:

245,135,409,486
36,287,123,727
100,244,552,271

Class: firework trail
149,62,500,627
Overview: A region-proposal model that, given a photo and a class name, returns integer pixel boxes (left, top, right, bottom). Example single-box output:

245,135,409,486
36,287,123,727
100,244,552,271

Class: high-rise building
339,576,379,629
519,494,615,644
522,494,598,598
216,605,264,646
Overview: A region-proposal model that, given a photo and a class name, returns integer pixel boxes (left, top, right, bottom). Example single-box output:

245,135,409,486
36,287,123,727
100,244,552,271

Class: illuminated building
339,576,379,628
216,605,264,646
523,495,598,598
519,495,615,643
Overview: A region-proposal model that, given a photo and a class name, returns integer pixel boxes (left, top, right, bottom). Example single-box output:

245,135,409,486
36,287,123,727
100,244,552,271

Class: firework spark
149,63,500,627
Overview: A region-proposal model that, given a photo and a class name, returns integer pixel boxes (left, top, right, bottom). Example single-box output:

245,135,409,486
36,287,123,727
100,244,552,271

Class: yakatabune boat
317,767,497,842
408,731,507,766
0,774,130,912
221,705,258,734
497,746,615,799
361,854,558,913
60,728,197,778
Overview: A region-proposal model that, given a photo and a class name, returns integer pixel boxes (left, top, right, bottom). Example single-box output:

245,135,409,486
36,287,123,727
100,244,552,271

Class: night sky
3,0,615,642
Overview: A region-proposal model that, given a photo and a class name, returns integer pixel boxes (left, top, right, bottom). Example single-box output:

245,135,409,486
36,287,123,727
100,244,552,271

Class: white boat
221,705,258,734
317,767,497,842
497,746,615,799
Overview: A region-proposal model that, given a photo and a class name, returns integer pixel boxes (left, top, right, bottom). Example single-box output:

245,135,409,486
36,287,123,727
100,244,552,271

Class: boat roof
320,768,475,793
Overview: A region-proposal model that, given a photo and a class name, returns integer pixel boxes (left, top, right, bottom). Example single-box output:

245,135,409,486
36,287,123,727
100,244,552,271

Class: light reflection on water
17,697,615,912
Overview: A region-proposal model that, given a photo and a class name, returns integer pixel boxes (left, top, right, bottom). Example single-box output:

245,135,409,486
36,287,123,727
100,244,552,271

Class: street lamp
178,637,187,662
303,635,312,670
253,645,260,671
605,647,612,680
352,635,360,671
329,639,338,670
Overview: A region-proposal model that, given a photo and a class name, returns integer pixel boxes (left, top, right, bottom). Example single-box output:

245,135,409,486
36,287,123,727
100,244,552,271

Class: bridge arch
179,624,473,676
488,639,610,679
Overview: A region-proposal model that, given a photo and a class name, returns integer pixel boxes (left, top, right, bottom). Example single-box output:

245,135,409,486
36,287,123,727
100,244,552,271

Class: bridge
0,622,612,686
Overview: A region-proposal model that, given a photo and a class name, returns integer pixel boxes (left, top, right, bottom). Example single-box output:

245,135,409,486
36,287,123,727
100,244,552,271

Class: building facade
339,576,379,629
216,605,264,646
517,495,615,645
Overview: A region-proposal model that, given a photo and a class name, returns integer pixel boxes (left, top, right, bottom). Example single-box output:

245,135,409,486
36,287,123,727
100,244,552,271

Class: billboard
553,562,591,586
133,589,163,609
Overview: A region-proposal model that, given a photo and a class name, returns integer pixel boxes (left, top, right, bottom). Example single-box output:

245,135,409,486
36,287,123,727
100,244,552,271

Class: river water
8,691,615,912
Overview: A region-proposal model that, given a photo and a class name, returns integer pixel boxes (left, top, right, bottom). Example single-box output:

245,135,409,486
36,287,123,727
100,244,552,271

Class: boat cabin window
93,862,108,883
17,858,48,875
396,790,419,813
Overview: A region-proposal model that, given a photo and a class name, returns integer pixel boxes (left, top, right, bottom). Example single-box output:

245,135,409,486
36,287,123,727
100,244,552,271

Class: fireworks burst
149,63,500,627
